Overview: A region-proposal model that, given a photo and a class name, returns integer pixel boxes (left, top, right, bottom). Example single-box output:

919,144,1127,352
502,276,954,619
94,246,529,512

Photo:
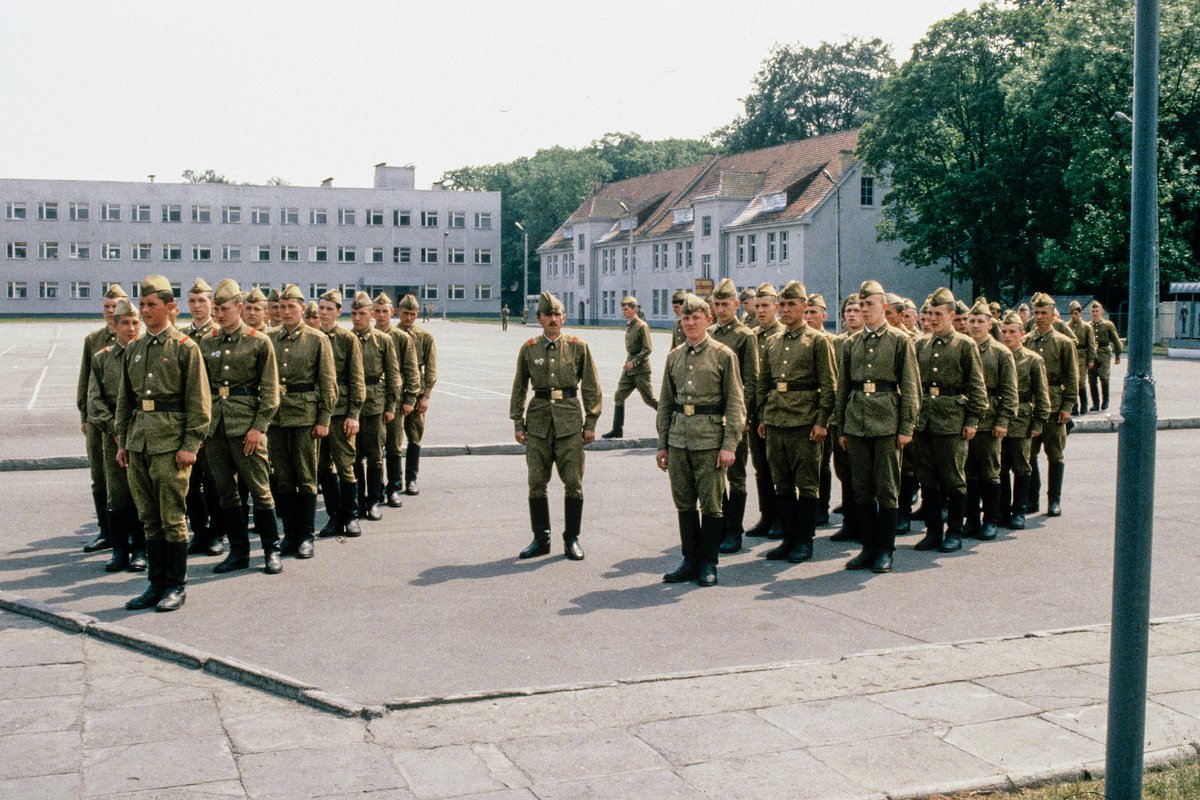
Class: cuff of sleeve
317,415,332,428
899,424,915,437
251,419,271,434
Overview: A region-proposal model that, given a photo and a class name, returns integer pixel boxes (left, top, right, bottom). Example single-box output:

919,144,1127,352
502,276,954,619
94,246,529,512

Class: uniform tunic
671,319,686,348
377,324,423,456
79,325,118,498
710,317,759,495
1024,326,1078,462
966,336,1019,484
353,326,402,468
319,325,367,482
400,323,437,446
267,323,338,494
88,342,132,512
613,315,657,408
912,330,989,496
1091,317,1122,382
1066,317,1097,399
1002,345,1051,476
748,319,783,509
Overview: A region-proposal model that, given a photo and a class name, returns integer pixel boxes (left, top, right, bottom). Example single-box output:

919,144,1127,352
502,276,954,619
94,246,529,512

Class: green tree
181,168,229,183
715,37,896,154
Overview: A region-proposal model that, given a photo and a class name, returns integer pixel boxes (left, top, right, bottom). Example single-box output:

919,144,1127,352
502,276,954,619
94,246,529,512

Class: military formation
79,276,436,612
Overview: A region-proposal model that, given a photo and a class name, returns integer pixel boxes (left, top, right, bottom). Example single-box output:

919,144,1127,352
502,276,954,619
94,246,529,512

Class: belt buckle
683,404,696,416
279,384,288,395
218,387,230,398
141,399,155,412
549,389,563,401
930,386,940,398
776,381,789,393
862,381,876,394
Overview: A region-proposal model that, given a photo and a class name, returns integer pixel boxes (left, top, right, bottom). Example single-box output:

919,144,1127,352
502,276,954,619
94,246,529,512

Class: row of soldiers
510,278,1120,585
76,277,436,612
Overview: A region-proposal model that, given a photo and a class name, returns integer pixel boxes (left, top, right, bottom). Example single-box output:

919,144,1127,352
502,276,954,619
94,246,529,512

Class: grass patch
928,754,1200,798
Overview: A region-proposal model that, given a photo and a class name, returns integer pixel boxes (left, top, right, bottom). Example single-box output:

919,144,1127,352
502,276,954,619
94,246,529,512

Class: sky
0,0,982,189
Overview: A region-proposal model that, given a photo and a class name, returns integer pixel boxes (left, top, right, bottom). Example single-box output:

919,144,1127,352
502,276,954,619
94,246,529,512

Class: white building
1,164,501,315
538,130,944,327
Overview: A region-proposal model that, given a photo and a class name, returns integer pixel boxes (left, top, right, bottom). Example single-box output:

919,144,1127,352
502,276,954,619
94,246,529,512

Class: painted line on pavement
435,379,508,396
27,366,49,410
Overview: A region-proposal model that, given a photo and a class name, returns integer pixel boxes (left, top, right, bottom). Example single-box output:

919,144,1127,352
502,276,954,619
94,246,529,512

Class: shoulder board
712,340,728,352
101,345,111,353
248,328,257,336
526,337,538,346
567,336,580,344
180,335,191,343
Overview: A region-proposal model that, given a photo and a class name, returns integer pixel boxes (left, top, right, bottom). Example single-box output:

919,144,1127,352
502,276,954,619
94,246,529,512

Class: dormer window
672,207,694,225
619,216,635,232
562,226,573,240
762,192,788,212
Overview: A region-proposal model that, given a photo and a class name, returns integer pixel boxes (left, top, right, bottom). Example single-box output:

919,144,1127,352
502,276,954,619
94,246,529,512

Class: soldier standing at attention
268,285,337,558
202,280,282,575
910,288,989,554
600,296,658,439
304,300,320,326
963,300,1018,541
707,279,759,554
833,280,921,574
242,286,269,331
79,283,127,554
740,288,759,330
670,290,687,348
998,312,1051,530
182,278,225,558
1024,293,1078,517
397,294,437,495
756,281,836,564
116,275,212,612
804,293,837,526
87,297,145,573
501,304,510,331
348,291,402,522
371,293,422,507
316,290,367,538
1089,300,1122,411
1066,300,1097,414
510,292,602,561
745,283,783,540
656,294,745,586
830,295,866,543
901,299,919,335
266,288,283,329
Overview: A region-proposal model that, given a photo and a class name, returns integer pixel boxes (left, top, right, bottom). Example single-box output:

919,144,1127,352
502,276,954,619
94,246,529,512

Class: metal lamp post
515,221,529,323
821,169,843,333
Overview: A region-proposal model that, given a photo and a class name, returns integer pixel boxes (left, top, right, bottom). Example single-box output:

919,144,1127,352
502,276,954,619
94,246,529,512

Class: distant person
398,294,438,495
1088,301,1122,411
1065,300,1096,415
520,306,529,326
600,296,658,439
1023,293,1078,517
501,304,510,331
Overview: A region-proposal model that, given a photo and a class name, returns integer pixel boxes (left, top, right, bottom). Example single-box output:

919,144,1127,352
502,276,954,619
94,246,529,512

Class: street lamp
442,231,449,321
514,221,529,323
821,169,843,333
618,201,634,276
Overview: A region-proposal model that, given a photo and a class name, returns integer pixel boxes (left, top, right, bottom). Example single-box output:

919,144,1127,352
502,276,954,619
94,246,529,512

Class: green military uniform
601,297,658,440
316,290,367,537
117,275,212,612
739,288,760,330
202,280,282,574
78,284,125,553
964,301,1019,540
1066,301,1097,414
398,293,437,494
805,293,838,526
832,280,921,573
670,289,687,348
372,293,422,506
1089,303,1122,411
745,284,783,538
510,292,602,560
755,281,836,563
1024,294,1079,516
657,293,746,586
830,295,864,542
267,284,338,557
501,304,510,331
349,291,403,520
999,312,1051,530
180,282,225,557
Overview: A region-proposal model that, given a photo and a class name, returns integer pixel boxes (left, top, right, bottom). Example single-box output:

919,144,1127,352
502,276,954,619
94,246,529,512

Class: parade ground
2,317,1200,798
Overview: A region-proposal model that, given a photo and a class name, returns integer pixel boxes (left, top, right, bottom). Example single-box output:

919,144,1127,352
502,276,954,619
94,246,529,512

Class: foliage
181,169,229,184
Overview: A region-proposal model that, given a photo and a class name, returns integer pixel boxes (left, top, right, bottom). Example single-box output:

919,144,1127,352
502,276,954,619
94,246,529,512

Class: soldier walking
1066,300,1097,415
601,296,658,439
1089,301,1122,411
1024,293,1079,516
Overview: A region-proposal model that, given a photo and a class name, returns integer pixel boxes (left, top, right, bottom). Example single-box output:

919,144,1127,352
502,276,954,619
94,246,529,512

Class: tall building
537,130,944,327
1,164,501,315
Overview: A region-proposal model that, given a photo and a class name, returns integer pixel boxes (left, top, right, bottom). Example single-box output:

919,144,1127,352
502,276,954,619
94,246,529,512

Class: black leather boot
1028,459,1041,514
353,461,375,521
405,443,421,495
155,540,188,612
788,497,817,563
341,480,362,537
978,482,1001,540
696,514,723,587
125,540,167,610
1089,371,1101,411
1007,474,1030,529
1078,385,1089,416
563,497,584,560
85,490,112,552
745,464,777,537
127,508,147,572
253,506,282,574
664,510,701,582
103,504,129,572
845,504,878,570
872,507,897,572
364,464,385,521
765,492,798,560
940,491,966,552
600,404,625,439
186,477,214,555
718,492,748,554
1101,381,1110,410
213,506,251,573
295,493,316,558
896,474,916,534
830,479,859,542
1047,461,1065,516
817,457,832,526
385,453,404,507
520,497,551,558
276,492,297,556
998,470,1012,526
318,474,343,537
914,488,944,551
963,479,981,538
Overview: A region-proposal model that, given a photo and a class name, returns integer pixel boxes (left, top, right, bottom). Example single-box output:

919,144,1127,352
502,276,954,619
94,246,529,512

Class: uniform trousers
525,431,584,499
101,434,133,512
357,414,385,468
1032,421,1066,464
404,410,426,445
1001,436,1033,477
764,424,821,498
384,412,406,455
205,420,274,510
845,435,902,509
319,417,357,482
912,432,968,494
965,433,1003,483
726,433,749,494
127,450,192,543
268,426,319,494
667,447,725,516
87,423,108,498
613,370,657,408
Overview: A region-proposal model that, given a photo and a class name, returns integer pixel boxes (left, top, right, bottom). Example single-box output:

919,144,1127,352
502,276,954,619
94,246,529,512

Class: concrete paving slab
87,782,249,799
0,626,84,666
390,744,510,799
632,710,803,766
808,730,1004,796
444,791,537,800
942,715,1104,775
677,748,883,800
975,666,1112,711
236,743,407,798
1075,652,1200,694
83,698,225,747
755,695,926,747
0,695,81,736
83,736,239,796
0,662,84,699
0,773,83,800
1042,700,1200,750
530,768,708,800
870,681,1042,726
0,730,81,780
499,728,669,784
1154,689,1200,720
216,691,366,754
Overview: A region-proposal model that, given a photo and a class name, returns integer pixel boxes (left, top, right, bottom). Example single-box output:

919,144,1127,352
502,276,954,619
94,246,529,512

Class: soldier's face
350,306,372,331
672,302,683,318
967,313,991,342
115,315,140,346
1033,305,1054,331
680,309,711,343
756,297,778,325
1019,307,1031,322
399,309,418,328
843,302,862,330
1090,306,1103,321
742,298,757,317
268,301,282,323
903,309,918,329
280,299,303,327
928,304,954,335
713,297,738,324
621,304,637,321
212,298,243,332
1001,323,1025,350
317,300,340,330
1071,309,1082,321
951,315,968,333
188,292,212,321
139,294,173,331
537,310,564,338
860,295,886,327
103,297,120,325
779,298,805,327
243,302,266,328
884,306,902,327
373,306,393,328
803,306,826,329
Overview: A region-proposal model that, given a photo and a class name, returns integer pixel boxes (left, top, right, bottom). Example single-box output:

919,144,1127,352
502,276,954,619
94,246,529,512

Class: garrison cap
103,283,128,299
373,291,394,306
989,301,1001,314
778,280,808,302
671,289,687,304
1090,300,1104,310
858,279,886,299
113,298,137,317
884,292,903,307
140,274,172,296
739,288,757,303
319,289,343,306
245,286,268,304
398,293,420,311
974,295,989,306
279,283,305,302
536,291,564,315
213,279,244,306
928,287,956,307
712,277,738,299
1001,311,1024,326
620,295,639,307
841,294,861,313
807,292,827,310
1017,302,1031,313
968,299,992,317
954,299,971,316
351,291,374,310
1032,292,1056,308
188,277,213,295
903,297,917,311
304,300,319,317
1068,299,1083,311
679,292,709,315
756,282,778,299
266,287,281,302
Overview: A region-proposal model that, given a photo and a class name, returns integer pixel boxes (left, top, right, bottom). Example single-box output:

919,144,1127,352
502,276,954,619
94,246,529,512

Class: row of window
3,202,493,230
5,280,494,302
4,241,493,265
735,231,790,266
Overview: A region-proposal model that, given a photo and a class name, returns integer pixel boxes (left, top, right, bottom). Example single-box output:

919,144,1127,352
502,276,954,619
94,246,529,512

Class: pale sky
1,0,980,189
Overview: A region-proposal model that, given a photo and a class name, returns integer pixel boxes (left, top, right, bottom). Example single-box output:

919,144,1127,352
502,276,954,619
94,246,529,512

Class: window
71,282,91,299
860,176,875,207
448,211,465,229
685,241,693,269
394,210,411,226
69,202,89,221
747,234,757,264
310,208,327,225
161,204,181,223
337,208,356,226
6,241,27,259
222,206,242,224
308,283,327,300
701,215,712,237
474,284,492,300
474,248,492,265
701,253,712,279
448,284,465,300
420,248,438,264
255,245,271,262
251,207,270,225
447,248,465,264
170,282,182,299
675,242,683,269
337,246,356,263
474,212,492,230
100,243,120,260
69,242,90,260
133,243,152,262
101,203,120,221
38,242,59,259
38,202,58,221
577,233,585,252
191,205,211,223
631,247,637,272
5,202,27,220
780,230,789,262
309,246,328,263
652,289,664,316
222,244,241,261
421,284,438,300
622,247,629,273
736,235,745,265
366,209,384,226
192,245,212,261
7,281,27,298
366,247,384,263
394,246,411,264
421,211,438,228
767,232,777,263
162,244,182,261
129,282,140,298
280,246,299,262
132,204,150,222
601,250,610,275
39,281,59,299
281,207,299,225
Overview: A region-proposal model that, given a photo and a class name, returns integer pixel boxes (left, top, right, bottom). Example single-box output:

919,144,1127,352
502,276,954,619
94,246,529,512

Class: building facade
538,130,944,328
1,164,501,315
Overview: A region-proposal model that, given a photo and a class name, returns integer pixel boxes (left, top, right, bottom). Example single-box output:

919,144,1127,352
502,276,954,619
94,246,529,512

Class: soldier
830,294,866,543
833,280,921,574
510,292,602,561
739,288,760,329
181,278,225,558
1089,300,1122,411
964,300,1019,541
348,291,402,521
371,293,422,507
910,288,989,554
501,304,510,331
999,312,1051,530
755,281,836,563
707,279,759,554
78,284,127,553
1024,293,1078,516
1066,300,1097,415
951,299,971,334
116,275,212,612
745,283,784,539
656,293,746,587
316,290,367,537
397,294,437,495
600,296,658,439
519,306,529,326
87,298,145,572
304,300,320,325
670,289,687,348
804,293,836,526
266,288,283,329
1017,303,1032,328
901,299,919,335
202,280,283,575
242,286,269,330
886,294,919,536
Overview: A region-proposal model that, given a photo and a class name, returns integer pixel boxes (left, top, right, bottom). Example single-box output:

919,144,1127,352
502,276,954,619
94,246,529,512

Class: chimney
592,180,603,194
838,149,855,173
321,177,334,187
375,163,415,189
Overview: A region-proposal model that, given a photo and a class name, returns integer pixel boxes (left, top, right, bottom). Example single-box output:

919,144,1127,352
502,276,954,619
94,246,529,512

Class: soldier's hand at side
897,434,912,449
418,397,430,413
401,403,414,416
656,449,669,471
176,450,197,469
717,449,736,469
515,431,527,445
81,422,88,435
810,424,828,443
1115,357,1121,365
758,423,766,439
1058,411,1072,425
962,426,977,441
992,426,1007,439
838,435,849,451
383,411,395,424
243,428,263,456
312,424,329,439
116,447,129,468
343,418,360,436
623,361,633,372
582,430,595,444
